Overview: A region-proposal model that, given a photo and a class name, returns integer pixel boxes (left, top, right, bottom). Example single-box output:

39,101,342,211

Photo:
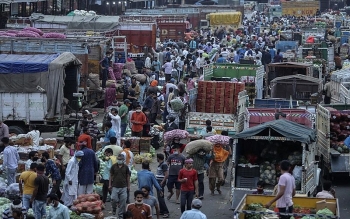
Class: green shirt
119,104,129,124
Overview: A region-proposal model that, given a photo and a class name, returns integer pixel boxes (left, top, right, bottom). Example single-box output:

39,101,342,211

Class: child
253,180,267,195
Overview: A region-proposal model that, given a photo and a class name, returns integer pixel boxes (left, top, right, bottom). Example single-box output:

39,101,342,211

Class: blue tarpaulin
0,54,60,74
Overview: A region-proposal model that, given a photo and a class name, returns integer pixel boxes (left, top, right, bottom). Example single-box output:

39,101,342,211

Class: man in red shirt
77,128,92,150
178,158,198,213
130,105,147,137
126,190,152,219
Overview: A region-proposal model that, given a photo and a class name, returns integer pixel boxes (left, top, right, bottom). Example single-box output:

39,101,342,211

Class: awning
0,0,46,4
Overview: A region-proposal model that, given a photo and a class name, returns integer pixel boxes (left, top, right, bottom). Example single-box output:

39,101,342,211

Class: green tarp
233,119,316,144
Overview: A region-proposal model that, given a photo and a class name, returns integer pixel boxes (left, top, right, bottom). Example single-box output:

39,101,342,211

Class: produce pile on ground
0,197,12,216
245,203,266,219
134,153,153,164
72,194,104,218
297,208,335,219
0,27,66,38
259,161,277,185
330,110,350,153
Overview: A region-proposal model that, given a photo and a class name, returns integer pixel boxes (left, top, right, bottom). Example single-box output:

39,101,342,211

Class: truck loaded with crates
316,103,350,179
231,112,318,208
0,52,82,134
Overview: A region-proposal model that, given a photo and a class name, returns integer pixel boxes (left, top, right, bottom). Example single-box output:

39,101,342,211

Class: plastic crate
18,152,29,161
236,166,260,177
236,176,259,189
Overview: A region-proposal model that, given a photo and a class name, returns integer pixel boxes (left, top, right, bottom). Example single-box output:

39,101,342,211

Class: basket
236,166,260,178
18,152,29,161
236,176,259,189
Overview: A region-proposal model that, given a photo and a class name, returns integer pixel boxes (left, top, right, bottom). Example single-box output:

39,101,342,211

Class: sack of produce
205,135,230,145
163,129,189,142
123,69,132,77
106,80,116,88
108,67,116,81
170,98,184,112
43,32,66,39
73,194,103,215
5,183,21,199
133,74,147,83
125,60,137,74
134,154,142,164
89,73,100,90
185,139,213,155
259,161,276,185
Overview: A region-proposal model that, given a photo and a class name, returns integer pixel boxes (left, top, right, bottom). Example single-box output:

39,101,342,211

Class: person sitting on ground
2,199,27,219
316,180,335,198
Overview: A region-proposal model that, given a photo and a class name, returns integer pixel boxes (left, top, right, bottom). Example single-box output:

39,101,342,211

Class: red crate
206,82,217,88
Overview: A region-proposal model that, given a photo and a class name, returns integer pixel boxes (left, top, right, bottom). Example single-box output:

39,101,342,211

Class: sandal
163,214,170,218
167,193,173,200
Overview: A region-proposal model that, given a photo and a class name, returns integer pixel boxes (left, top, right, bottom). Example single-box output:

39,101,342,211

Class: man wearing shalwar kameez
61,150,84,207
78,142,98,195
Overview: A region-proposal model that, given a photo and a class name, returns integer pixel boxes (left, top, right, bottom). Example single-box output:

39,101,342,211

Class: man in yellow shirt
19,162,37,210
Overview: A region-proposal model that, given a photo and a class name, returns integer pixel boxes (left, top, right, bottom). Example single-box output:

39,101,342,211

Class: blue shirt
45,159,61,181
102,159,112,180
104,128,116,144
78,147,98,185
137,169,162,196
180,209,207,219
47,203,70,219
216,57,226,63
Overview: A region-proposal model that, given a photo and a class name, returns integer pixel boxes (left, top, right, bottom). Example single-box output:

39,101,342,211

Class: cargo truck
201,12,242,30
281,1,320,17
316,103,350,179
0,53,82,134
232,119,318,209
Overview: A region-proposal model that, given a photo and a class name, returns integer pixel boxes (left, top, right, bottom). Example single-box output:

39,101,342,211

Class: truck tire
9,125,26,135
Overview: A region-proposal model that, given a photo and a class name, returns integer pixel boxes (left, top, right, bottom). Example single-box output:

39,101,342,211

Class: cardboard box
316,200,337,215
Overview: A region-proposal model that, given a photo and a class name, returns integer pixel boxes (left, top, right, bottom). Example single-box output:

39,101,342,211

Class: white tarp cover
30,13,120,30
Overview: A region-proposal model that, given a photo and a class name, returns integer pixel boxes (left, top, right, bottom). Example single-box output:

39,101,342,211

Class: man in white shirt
26,125,40,146
1,137,20,185
316,181,335,199
182,47,189,57
109,108,121,145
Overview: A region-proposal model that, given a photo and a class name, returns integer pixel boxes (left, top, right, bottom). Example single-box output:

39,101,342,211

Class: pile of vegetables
330,110,350,153
134,153,153,164
150,146,156,157
259,161,277,185
315,208,334,219
0,27,67,39
72,194,104,218
170,98,185,112
246,203,265,219
0,197,11,216
130,166,138,183
57,126,75,137
287,151,302,165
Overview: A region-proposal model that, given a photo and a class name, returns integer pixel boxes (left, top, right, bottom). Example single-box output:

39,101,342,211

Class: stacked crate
196,81,245,114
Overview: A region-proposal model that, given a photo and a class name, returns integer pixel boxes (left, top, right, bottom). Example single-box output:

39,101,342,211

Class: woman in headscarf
61,151,84,208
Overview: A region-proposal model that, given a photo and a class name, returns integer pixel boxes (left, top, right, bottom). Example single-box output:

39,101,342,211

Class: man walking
31,164,50,219
19,163,37,210
126,190,152,219
101,148,116,204
142,186,161,219
119,99,131,137
189,149,206,199
61,151,84,208
137,162,163,196
167,145,186,204
208,144,229,195
109,108,121,145
130,105,147,137
1,137,19,185
109,154,130,217
78,142,98,195
155,153,170,217
41,152,62,199
178,158,198,213
180,199,207,219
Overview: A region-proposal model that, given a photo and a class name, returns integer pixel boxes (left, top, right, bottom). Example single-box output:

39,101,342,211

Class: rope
233,210,338,218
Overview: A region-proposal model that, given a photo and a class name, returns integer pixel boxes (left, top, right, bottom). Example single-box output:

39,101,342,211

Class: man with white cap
179,199,207,219
61,150,84,208
2,199,27,219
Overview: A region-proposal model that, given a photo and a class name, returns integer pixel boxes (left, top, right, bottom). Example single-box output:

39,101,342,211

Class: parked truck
316,103,350,179
202,12,242,30
281,1,320,17
0,53,82,134
0,37,124,107
232,118,318,208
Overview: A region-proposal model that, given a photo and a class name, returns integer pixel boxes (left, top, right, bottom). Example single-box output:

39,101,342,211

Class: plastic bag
6,183,20,197
130,166,137,183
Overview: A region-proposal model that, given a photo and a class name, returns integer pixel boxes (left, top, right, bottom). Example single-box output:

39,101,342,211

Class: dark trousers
324,96,331,104
150,113,158,125
51,179,62,199
165,74,171,82
102,68,108,88
180,190,194,213
102,179,111,203
197,173,204,197
60,164,67,181
157,180,169,214
121,123,127,137
278,206,293,219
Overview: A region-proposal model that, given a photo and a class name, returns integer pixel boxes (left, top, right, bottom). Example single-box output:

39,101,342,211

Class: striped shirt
2,206,27,219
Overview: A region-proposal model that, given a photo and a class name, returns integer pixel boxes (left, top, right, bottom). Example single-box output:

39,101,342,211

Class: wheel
8,125,26,135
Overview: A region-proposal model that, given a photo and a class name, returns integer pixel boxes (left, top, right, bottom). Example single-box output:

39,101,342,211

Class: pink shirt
276,173,295,208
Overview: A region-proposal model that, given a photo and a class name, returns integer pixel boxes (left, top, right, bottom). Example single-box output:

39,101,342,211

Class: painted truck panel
281,1,320,17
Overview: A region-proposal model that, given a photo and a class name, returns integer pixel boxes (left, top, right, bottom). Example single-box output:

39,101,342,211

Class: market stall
230,119,318,208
